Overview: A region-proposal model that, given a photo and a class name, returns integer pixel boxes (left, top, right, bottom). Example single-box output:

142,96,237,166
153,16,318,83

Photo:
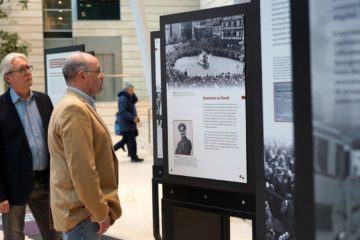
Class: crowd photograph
165,15,246,89
264,139,295,240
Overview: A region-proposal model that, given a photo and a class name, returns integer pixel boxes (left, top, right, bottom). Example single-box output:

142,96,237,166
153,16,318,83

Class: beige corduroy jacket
48,89,121,232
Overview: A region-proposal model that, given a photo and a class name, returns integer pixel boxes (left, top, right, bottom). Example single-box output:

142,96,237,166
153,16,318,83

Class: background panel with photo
260,0,295,239
309,0,360,239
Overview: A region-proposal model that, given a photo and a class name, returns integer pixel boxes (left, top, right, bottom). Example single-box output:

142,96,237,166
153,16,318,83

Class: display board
151,31,164,165
160,3,261,194
45,45,85,105
260,0,296,239
162,8,247,184
292,0,360,239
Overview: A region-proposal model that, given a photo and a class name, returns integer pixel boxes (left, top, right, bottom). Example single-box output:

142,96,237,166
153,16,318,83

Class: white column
130,0,152,100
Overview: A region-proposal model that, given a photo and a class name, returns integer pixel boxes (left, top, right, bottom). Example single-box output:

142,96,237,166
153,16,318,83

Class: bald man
48,52,121,239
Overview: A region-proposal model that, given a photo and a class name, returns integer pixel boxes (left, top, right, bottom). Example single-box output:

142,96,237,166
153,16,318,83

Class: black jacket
0,89,53,204
116,90,138,132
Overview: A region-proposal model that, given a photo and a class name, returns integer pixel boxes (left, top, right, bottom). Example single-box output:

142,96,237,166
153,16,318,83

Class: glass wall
77,0,120,20
43,0,72,38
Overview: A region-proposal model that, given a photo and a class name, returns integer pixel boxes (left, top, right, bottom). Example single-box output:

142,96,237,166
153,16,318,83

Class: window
43,0,72,38
315,138,328,173
335,144,349,179
77,0,120,20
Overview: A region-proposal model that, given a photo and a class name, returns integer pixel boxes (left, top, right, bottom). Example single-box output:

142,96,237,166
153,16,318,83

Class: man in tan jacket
48,52,121,239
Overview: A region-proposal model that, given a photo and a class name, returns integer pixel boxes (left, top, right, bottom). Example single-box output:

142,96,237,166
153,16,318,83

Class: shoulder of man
0,92,6,102
32,90,50,99
0,89,13,107
33,90,54,108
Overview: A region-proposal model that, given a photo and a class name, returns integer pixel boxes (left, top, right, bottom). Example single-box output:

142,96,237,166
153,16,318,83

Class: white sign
165,14,247,183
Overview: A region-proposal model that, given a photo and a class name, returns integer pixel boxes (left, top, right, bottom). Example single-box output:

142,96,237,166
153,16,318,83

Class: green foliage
0,0,30,60
18,0,28,9
0,31,29,60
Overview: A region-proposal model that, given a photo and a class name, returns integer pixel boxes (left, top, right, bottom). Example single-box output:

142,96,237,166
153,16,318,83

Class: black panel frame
290,0,315,239
159,2,262,196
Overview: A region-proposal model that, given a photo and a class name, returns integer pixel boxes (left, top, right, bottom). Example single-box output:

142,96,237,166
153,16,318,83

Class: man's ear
76,71,85,80
4,75,10,85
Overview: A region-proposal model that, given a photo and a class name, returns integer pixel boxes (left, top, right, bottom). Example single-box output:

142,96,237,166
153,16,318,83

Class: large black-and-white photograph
308,0,360,239
165,14,245,89
264,139,295,240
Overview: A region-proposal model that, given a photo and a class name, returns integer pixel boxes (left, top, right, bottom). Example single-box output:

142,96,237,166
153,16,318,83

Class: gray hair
62,52,90,83
0,53,27,82
123,82,134,90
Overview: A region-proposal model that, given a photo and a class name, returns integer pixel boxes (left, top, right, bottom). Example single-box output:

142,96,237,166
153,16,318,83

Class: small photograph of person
174,120,193,156
155,90,162,126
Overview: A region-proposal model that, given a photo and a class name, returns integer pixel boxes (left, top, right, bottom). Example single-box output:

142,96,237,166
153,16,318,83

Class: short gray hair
62,52,89,83
123,82,134,90
0,53,27,82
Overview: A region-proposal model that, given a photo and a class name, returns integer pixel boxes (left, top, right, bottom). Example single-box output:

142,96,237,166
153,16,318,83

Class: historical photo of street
165,14,245,88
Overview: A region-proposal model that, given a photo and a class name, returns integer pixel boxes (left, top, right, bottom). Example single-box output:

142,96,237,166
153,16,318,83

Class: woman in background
114,83,144,162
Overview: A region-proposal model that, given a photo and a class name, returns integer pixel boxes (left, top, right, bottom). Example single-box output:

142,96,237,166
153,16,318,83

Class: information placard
164,14,247,183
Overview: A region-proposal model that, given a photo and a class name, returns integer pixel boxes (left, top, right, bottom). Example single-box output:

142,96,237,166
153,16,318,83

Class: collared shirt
10,88,48,171
68,86,96,110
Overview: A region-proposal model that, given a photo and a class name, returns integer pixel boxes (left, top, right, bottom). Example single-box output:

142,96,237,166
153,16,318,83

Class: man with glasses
0,53,61,239
48,52,121,239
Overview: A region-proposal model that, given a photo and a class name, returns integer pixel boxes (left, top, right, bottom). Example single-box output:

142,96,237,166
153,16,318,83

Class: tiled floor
0,101,252,240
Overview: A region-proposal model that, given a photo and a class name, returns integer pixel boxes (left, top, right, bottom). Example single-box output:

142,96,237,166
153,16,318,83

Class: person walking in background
114,83,144,162
0,53,61,240
48,52,121,239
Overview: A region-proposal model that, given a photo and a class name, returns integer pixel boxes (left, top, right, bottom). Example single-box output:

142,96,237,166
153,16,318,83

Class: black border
44,45,85,95
151,31,164,240
151,31,165,169
160,3,262,196
291,0,315,239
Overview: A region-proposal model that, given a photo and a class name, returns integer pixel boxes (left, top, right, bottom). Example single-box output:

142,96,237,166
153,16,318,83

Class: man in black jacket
0,53,61,239
113,83,143,162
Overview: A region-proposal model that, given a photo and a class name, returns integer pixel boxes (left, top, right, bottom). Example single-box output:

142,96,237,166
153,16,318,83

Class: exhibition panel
292,0,360,239
160,2,261,196
260,0,295,239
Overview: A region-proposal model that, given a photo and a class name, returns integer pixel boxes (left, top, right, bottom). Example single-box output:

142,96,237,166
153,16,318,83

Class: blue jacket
116,90,138,132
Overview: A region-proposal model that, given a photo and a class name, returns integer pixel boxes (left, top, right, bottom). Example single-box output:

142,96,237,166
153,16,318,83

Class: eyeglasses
83,68,103,75
7,65,33,75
